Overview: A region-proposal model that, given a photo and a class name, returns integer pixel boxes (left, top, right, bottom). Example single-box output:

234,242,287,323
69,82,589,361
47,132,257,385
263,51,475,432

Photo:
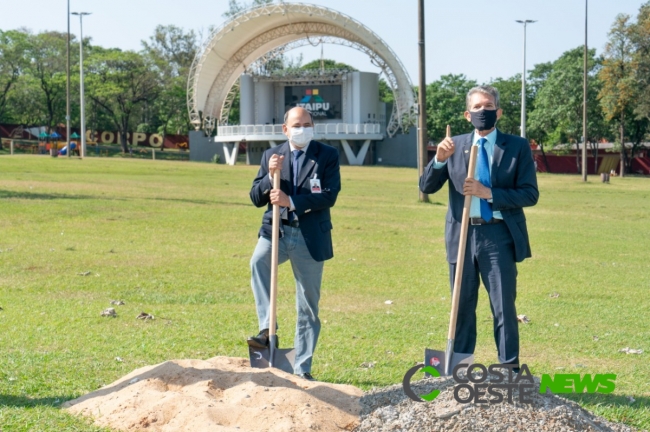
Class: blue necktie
292,150,303,196
477,138,493,222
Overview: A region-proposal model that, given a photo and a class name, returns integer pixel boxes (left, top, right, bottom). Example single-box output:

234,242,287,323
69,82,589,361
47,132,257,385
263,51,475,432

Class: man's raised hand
436,137,455,162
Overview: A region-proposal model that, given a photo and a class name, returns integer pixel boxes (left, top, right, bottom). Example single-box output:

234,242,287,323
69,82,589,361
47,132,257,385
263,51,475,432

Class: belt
282,219,300,228
470,217,503,226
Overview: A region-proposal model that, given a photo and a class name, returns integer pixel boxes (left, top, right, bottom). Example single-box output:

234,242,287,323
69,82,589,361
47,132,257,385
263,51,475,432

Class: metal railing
217,123,381,137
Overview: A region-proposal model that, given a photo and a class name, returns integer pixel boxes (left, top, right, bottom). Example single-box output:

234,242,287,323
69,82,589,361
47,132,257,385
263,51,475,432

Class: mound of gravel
355,374,636,432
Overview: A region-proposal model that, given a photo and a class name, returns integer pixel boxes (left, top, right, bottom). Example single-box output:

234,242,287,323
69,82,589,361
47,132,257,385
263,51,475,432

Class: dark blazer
250,140,341,262
419,130,539,263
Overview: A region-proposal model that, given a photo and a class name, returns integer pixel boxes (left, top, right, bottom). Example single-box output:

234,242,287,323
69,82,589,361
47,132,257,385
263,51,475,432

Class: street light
417,0,429,202
66,0,71,158
582,0,588,181
515,19,536,139
72,12,91,159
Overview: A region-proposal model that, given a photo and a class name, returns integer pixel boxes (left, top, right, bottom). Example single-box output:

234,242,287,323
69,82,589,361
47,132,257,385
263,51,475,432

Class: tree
0,30,30,122
625,2,650,173
378,79,394,104
23,31,69,132
599,14,638,176
425,74,477,142
250,52,303,76
141,25,197,78
527,47,606,173
142,25,198,140
85,49,159,153
301,59,356,71
4,74,49,126
631,2,650,120
222,0,274,19
526,62,554,171
489,74,532,136
527,62,553,101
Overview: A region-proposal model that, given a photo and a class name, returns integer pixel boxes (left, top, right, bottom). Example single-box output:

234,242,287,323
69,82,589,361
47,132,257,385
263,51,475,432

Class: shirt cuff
289,197,295,211
433,155,447,169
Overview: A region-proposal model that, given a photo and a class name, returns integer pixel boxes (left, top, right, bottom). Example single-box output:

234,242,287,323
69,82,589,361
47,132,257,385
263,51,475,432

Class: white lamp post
515,19,536,139
66,0,71,158
72,12,91,159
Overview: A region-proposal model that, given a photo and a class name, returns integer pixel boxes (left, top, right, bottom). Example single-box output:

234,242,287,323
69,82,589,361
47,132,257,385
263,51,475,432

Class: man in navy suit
420,85,539,368
248,107,341,381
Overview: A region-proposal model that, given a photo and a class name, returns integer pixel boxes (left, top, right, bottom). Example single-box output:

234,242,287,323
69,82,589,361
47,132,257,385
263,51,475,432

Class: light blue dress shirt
433,129,503,220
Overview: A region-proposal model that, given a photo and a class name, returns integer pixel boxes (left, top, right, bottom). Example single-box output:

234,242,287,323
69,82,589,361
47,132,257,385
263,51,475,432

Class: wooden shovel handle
268,171,280,338
448,145,478,340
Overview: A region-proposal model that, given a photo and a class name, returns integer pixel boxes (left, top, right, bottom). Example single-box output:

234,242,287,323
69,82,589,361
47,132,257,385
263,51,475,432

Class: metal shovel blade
424,348,474,377
249,346,295,374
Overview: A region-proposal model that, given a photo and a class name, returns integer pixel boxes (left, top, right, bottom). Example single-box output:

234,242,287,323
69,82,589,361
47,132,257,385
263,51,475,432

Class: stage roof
187,2,415,137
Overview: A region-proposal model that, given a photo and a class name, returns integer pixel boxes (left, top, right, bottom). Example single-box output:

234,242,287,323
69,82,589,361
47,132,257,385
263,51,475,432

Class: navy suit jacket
250,140,341,262
419,130,539,263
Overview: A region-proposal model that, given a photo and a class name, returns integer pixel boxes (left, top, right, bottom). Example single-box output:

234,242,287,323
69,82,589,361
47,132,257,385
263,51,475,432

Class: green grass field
0,155,648,431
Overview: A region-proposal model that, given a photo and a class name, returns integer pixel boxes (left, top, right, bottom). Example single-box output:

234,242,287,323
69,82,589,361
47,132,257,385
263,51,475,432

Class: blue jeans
250,226,324,374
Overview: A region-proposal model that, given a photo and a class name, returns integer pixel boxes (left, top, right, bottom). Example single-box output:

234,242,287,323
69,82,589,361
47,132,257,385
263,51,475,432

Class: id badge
310,178,322,194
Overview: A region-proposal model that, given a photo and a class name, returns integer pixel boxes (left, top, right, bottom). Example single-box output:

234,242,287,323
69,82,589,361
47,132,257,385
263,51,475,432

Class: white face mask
289,127,314,148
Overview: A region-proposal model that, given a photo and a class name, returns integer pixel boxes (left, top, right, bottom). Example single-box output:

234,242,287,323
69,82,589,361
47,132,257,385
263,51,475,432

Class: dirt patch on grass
64,356,362,432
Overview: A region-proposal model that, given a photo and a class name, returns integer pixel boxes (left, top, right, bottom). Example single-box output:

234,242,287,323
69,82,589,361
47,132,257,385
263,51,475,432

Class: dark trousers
448,222,519,365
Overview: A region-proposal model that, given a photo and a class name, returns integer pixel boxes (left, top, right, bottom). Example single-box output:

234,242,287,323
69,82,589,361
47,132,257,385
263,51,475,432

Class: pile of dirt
64,357,362,432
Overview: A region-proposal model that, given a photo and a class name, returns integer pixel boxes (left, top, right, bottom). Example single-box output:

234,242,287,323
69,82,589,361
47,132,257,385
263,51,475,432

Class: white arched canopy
187,2,416,137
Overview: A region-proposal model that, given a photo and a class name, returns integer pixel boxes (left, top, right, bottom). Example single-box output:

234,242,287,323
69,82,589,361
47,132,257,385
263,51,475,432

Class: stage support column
341,139,371,165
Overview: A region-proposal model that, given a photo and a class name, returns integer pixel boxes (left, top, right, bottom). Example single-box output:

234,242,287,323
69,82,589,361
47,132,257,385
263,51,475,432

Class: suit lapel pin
464,150,469,153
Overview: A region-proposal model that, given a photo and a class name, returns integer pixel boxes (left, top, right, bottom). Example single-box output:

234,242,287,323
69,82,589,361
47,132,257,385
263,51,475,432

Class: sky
2,0,646,84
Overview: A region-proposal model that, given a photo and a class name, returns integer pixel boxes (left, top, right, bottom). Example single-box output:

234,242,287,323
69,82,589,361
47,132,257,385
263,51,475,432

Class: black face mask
469,109,498,131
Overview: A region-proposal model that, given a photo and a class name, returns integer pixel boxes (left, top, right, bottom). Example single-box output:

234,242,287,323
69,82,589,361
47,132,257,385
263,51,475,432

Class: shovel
425,125,477,376
249,170,296,374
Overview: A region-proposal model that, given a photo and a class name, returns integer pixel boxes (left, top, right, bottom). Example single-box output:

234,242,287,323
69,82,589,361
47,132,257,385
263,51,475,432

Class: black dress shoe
246,329,279,349
296,372,316,382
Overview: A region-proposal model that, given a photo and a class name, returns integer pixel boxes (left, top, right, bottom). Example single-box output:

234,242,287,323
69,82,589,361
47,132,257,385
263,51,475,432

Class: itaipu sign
285,85,342,120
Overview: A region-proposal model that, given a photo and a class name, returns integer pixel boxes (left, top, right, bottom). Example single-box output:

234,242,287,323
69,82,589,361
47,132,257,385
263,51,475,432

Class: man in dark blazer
248,107,341,381
420,85,539,368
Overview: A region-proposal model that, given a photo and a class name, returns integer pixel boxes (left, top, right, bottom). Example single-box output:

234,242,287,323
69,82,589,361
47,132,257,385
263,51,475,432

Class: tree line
1,1,650,173
0,25,198,153
427,2,650,175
